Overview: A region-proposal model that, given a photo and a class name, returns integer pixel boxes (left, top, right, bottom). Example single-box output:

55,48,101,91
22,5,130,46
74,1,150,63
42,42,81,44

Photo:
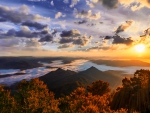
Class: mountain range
39,66,123,97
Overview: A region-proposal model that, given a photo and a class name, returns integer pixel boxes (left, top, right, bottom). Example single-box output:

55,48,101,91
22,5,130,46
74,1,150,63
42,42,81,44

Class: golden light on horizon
134,44,146,53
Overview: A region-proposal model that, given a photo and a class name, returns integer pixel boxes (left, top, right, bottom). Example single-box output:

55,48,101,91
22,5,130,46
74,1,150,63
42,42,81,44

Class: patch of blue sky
42,42,58,51
0,22,19,31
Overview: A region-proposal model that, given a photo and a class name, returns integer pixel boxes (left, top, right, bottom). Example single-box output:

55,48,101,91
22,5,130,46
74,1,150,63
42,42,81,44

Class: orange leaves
15,78,61,113
87,80,110,96
111,69,150,112
0,86,16,113
59,87,113,113
0,75,143,113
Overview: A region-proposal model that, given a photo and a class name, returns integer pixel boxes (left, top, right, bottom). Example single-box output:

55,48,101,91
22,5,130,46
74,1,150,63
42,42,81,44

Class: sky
0,0,150,58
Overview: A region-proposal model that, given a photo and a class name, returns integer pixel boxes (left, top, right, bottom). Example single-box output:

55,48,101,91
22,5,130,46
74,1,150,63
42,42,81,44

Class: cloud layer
0,0,149,56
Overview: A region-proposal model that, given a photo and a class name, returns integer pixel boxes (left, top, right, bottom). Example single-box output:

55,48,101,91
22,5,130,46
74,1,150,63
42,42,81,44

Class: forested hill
39,66,122,96
1,69,150,112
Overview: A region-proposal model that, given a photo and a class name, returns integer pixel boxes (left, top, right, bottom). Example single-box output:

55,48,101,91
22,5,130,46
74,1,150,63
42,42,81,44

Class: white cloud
55,12,62,19
55,12,66,19
70,0,80,8
63,0,69,4
0,5,50,23
50,1,54,6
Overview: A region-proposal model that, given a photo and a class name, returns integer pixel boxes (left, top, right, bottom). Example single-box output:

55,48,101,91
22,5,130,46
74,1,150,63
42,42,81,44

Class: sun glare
134,44,146,53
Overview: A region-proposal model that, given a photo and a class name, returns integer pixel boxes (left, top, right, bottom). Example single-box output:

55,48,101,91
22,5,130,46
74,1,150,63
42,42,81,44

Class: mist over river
0,59,149,85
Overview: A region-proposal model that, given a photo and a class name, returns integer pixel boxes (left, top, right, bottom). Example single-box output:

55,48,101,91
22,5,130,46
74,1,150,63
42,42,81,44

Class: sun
134,44,146,53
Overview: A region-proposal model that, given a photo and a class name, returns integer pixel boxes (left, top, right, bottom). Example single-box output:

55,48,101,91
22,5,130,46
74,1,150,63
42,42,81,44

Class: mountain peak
87,66,99,71
56,68,65,72
81,66,103,74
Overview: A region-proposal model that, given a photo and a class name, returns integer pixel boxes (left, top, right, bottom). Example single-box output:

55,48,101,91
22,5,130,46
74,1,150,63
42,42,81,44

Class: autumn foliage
87,80,110,96
1,69,150,113
15,78,60,113
110,69,150,113
0,85,16,113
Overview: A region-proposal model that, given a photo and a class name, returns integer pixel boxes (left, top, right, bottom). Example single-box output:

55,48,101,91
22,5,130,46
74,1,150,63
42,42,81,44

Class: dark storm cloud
79,10,90,15
16,30,39,38
72,35,92,46
87,0,150,10
39,34,53,42
51,29,57,36
105,36,112,39
104,35,134,45
112,35,133,45
74,20,87,24
0,27,53,41
139,27,150,42
41,30,49,35
22,21,48,30
5,28,39,38
0,5,50,24
101,0,119,9
59,37,74,44
144,28,150,36
115,20,134,34
0,18,7,22
6,29,16,36
60,29,81,37
74,8,100,20
87,0,119,9
59,35,92,46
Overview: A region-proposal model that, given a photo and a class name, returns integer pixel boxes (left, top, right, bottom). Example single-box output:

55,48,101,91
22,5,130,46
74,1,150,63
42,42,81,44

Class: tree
0,85,16,113
15,78,60,113
59,87,113,113
87,80,110,96
111,69,150,113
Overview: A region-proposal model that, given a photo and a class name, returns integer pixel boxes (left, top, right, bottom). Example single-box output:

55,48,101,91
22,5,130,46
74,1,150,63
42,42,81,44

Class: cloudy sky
0,0,150,58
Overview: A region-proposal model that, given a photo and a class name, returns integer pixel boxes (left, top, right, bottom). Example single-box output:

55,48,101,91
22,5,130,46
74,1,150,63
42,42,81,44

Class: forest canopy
0,69,150,113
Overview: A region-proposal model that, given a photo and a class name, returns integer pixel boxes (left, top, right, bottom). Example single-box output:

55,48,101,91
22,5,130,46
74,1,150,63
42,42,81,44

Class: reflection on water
0,59,150,85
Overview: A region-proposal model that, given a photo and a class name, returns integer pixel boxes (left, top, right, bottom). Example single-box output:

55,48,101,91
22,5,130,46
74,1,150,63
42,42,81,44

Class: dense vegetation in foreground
1,69,150,113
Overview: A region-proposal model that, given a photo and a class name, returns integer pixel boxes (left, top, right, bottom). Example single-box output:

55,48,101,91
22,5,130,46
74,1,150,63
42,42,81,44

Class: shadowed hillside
1,69,150,112
39,66,122,96
0,60,42,70
0,57,79,69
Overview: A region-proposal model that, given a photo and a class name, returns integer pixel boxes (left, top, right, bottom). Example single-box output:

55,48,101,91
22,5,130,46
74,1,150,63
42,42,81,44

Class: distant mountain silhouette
39,66,122,97
91,59,150,67
77,66,121,89
0,72,25,78
0,60,42,70
39,68,76,88
0,56,79,70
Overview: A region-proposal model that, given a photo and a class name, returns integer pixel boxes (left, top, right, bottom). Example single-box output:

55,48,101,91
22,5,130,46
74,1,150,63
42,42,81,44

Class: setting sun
134,44,146,53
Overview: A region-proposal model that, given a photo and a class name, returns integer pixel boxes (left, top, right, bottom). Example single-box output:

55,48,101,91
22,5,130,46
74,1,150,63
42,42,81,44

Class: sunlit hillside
1,69,150,113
